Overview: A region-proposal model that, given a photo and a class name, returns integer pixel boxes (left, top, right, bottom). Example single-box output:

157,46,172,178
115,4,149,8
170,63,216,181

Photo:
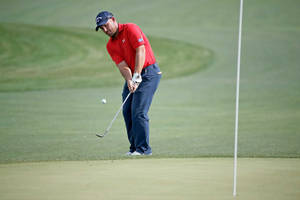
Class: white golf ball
101,98,107,104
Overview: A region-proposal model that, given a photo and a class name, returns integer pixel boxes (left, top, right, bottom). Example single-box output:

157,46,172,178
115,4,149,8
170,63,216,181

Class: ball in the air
101,98,107,104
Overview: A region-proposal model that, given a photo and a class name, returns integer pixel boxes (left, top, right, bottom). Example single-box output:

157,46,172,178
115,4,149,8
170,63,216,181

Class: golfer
95,11,161,156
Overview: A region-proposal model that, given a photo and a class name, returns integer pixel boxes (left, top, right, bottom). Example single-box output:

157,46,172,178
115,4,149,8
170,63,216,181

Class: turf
0,0,299,162
0,158,300,200
0,0,300,199
0,23,212,91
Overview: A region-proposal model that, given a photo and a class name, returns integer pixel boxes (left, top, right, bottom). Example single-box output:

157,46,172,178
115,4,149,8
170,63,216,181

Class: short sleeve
127,24,145,49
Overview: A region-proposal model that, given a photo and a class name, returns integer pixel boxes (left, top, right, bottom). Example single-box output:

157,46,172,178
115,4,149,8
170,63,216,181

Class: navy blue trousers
122,63,161,154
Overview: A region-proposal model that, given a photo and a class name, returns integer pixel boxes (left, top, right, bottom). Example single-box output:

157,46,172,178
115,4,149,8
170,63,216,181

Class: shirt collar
118,23,124,33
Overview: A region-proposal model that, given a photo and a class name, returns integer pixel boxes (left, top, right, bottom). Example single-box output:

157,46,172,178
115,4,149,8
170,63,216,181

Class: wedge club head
96,130,108,138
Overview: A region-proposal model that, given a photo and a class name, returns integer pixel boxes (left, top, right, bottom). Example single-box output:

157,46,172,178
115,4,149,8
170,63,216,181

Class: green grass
0,23,212,92
0,1,300,199
0,0,299,163
0,158,300,200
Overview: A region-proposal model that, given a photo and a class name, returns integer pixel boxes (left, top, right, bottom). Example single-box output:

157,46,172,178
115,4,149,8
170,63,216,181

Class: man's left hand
132,73,142,84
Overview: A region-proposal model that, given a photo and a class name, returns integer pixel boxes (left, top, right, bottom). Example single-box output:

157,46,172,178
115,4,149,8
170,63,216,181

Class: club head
96,130,108,138
96,133,105,138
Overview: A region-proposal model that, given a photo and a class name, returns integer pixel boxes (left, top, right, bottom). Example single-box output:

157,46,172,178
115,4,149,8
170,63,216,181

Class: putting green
0,158,299,200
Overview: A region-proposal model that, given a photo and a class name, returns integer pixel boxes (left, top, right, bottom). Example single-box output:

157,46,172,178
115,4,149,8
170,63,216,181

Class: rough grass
0,23,212,92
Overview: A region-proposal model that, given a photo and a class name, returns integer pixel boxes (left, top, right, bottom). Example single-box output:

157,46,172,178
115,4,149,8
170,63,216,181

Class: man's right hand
127,80,139,93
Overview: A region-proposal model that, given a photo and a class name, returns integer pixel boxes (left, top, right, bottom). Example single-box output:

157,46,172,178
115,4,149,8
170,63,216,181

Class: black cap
95,11,113,31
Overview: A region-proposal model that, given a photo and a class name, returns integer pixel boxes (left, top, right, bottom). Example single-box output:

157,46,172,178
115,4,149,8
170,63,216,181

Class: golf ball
101,98,107,104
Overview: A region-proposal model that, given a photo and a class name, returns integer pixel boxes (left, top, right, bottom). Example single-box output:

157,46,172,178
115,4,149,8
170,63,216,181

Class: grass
0,158,300,200
0,0,300,159
0,0,299,163
0,23,212,92
0,0,299,199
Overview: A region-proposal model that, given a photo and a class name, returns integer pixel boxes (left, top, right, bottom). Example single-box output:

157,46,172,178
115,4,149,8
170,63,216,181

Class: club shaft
105,92,131,132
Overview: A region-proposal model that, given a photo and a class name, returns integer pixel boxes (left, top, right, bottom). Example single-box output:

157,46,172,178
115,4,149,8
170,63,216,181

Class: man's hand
132,73,142,84
127,80,139,93
127,72,142,93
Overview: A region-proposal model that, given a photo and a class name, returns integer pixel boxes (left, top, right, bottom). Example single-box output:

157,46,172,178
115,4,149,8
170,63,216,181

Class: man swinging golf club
95,11,161,156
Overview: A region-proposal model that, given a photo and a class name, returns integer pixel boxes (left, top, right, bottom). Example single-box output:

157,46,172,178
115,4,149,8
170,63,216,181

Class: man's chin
108,33,115,37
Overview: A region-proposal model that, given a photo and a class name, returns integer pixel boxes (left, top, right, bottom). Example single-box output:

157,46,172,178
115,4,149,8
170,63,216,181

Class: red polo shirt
106,23,156,73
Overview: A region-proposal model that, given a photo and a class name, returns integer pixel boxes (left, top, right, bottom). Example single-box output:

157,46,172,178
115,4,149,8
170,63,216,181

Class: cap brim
95,19,109,31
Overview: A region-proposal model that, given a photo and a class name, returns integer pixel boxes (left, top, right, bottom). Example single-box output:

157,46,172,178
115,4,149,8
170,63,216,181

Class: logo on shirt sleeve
138,37,144,42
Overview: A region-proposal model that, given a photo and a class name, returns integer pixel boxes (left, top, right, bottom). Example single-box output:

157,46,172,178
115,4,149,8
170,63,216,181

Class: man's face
100,18,118,37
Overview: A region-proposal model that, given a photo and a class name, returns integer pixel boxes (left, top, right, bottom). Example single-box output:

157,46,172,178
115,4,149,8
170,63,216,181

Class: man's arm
130,45,145,90
117,61,132,81
117,45,145,93
134,45,145,74
117,61,136,93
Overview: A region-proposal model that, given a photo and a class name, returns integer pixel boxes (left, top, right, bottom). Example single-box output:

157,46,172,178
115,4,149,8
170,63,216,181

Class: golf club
96,92,131,138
